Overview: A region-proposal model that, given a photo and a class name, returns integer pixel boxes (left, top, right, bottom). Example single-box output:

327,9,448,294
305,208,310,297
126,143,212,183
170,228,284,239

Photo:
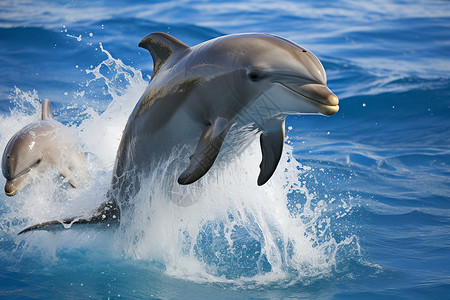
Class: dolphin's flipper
41,99,53,120
59,165,78,188
138,32,189,76
18,201,120,235
18,219,68,234
178,117,231,185
258,119,286,186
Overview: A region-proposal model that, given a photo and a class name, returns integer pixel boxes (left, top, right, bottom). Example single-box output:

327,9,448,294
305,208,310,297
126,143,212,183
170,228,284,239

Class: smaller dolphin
2,99,88,196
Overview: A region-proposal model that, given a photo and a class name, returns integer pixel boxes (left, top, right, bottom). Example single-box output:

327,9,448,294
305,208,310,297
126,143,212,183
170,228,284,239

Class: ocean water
0,0,449,299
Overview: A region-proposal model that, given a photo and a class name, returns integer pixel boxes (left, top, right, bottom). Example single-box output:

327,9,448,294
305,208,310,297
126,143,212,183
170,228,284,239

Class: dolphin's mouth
5,172,29,196
3,158,40,196
279,82,339,116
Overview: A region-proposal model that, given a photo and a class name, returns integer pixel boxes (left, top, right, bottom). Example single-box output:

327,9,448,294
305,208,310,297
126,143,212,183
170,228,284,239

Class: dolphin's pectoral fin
258,119,286,186
18,201,120,235
59,166,78,188
41,99,53,120
178,117,231,185
139,32,189,76
68,179,77,189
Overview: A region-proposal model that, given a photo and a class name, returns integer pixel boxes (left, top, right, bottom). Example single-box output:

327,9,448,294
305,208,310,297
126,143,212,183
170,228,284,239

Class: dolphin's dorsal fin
178,117,231,185
41,99,53,120
139,32,189,76
258,118,286,186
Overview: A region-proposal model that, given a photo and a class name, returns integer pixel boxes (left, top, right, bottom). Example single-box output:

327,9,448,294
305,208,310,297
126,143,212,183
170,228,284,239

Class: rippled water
0,0,449,299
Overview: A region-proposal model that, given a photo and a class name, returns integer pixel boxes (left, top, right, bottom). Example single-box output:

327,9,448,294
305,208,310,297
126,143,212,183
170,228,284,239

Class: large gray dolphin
18,32,338,234
2,99,88,196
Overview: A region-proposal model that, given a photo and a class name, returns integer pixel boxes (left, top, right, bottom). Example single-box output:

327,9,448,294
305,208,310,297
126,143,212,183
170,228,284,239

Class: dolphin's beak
4,173,29,196
282,83,339,116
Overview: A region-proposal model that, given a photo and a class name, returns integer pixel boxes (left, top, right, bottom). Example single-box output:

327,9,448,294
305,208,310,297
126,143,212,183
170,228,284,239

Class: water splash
0,46,359,285
113,138,358,284
80,43,148,167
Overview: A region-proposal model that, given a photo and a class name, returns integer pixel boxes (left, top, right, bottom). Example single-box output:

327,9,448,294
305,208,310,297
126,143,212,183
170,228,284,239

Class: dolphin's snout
296,83,339,106
280,82,339,115
4,173,29,196
5,180,18,196
327,93,339,106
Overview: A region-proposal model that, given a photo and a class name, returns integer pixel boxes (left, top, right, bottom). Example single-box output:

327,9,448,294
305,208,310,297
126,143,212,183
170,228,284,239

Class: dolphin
18,32,338,234
2,99,88,196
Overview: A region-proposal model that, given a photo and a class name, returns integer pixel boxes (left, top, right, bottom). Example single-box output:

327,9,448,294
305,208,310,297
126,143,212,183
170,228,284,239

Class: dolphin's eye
247,70,264,82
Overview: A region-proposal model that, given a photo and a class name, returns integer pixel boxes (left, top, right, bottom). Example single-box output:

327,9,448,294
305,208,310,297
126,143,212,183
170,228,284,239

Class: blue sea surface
0,0,449,299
